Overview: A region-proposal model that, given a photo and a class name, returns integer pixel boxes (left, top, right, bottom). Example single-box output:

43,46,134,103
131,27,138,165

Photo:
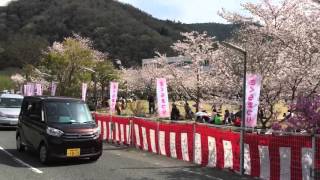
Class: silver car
0,93,23,127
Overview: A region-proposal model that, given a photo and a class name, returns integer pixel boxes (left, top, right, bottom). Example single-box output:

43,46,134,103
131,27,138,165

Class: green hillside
187,23,239,41
0,0,236,69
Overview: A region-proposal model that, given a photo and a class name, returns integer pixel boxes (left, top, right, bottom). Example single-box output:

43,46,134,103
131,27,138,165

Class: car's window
21,100,42,121
44,101,93,124
0,98,23,108
30,101,41,118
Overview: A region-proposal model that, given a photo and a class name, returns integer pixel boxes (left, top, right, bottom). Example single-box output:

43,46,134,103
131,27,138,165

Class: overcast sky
0,0,279,23
0,0,12,6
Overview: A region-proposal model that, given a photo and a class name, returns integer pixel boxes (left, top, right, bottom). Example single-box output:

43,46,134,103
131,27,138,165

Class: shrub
275,95,320,133
0,75,15,90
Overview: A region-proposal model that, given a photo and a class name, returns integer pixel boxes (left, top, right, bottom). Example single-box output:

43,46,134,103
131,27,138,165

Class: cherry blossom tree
285,95,320,133
41,34,106,96
11,73,25,86
218,0,320,128
170,32,219,112
272,95,320,133
136,32,220,112
121,68,153,98
123,32,256,112
123,0,319,126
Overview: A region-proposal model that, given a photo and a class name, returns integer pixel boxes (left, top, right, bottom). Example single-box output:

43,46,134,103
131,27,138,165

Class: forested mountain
0,0,237,69
187,23,238,41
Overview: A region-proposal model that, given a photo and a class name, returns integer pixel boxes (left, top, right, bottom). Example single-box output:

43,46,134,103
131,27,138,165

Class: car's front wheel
39,144,50,164
16,134,25,152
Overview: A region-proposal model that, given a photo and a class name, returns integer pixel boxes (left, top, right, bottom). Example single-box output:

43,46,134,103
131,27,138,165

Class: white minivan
0,93,23,127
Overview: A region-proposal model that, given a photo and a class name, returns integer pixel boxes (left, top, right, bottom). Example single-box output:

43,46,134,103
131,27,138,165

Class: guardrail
94,113,318,180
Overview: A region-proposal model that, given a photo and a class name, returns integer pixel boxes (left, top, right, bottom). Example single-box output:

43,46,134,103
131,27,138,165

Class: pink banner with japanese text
24,83,34,96
82,83,87,101
156,78,170,118
109,82,119,112
27,83,35,96
245,74,262,128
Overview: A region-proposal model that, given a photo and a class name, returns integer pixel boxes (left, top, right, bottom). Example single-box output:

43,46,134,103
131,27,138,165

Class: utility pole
221,41,247,175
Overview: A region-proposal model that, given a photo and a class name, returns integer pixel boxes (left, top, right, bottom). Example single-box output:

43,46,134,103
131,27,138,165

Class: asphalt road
0,128,253,180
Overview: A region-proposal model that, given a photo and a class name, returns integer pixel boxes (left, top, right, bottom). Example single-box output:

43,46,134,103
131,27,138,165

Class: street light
115,59,123,70
80,66,97,111
220,41,247,175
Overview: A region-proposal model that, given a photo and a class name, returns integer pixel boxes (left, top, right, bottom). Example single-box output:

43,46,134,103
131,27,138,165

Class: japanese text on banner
27,83,35,96
35,83,43,96
156,78,170,118
109,82,119,113
245,74,262,128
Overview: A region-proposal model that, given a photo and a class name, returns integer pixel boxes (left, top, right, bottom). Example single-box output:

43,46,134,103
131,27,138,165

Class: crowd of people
191,106,242,126
100,94,244,126
169,99,243,126
193,108,242,126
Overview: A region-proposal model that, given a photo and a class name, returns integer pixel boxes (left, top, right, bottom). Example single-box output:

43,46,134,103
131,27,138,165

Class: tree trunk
101,84,105,101
196,87,200,112
196,68,200,112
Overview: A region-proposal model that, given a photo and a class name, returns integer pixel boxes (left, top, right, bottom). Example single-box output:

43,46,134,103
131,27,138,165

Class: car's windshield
0,98,23,108
44,101,93,124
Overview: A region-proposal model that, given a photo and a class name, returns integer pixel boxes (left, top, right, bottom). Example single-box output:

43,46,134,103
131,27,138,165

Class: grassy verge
97,100,289,123
97,100,240,119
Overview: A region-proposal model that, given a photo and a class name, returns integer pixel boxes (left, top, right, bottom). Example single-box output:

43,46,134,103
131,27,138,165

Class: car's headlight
46,127,64,137
93,126,101,136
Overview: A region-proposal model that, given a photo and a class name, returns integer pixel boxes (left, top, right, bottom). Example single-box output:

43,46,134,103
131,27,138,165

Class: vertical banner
23,85,28,96
82,83,88,101
35,83,43,96
27,83,35,96
23,84,28,96
20,86,23,95
109,82,119,112
245,74,262,128
156,78,170,118
51,82,57,96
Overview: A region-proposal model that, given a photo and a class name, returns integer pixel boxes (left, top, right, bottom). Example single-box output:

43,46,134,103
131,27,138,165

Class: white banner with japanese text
82,83,88,101
109,82,119,113
51,82,57,96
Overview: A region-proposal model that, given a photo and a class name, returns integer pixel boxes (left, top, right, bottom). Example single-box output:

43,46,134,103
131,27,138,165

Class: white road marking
0,146,43,174
182,169,223,180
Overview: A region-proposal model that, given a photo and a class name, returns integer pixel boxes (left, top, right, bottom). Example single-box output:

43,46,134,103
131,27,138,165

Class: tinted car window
44,101,93,124
30,101,41,117
0,98,23,108
21,100,41,120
